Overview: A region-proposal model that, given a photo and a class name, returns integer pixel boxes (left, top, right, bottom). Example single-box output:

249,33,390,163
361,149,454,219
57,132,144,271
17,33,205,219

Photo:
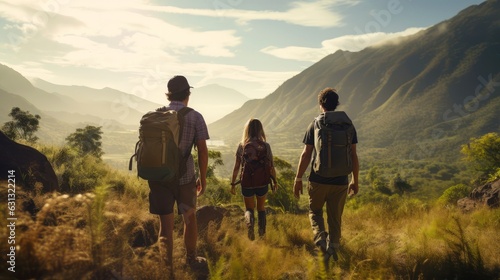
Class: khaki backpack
129,107,193,181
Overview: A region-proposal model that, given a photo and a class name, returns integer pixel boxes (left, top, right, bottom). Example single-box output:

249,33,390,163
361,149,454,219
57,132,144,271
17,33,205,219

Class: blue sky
0,0,485,104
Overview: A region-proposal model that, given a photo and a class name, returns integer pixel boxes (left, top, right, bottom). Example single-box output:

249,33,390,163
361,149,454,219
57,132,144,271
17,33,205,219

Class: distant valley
1,0,499,170
0,64,250,167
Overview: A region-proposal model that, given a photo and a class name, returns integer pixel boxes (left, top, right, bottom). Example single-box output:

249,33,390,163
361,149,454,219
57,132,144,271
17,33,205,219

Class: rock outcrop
457,179,500,212
196,205,230,236
0,131,58,192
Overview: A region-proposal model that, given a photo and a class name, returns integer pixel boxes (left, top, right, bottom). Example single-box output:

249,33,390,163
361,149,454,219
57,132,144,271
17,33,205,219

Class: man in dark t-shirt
293,87,359,265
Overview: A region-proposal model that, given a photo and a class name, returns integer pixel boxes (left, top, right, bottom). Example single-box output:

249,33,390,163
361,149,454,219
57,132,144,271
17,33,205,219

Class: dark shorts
148,179,197,215
242,185,269,198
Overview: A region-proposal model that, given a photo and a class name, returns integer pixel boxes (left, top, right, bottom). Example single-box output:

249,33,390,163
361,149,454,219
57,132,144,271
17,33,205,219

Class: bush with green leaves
41,145,108,194
461,132,500,179
268,156,300,213
202,178,233,206
438,184,471,206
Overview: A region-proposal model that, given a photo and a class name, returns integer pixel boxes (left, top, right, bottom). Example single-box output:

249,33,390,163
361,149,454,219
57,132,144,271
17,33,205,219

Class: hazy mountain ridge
0,64,78,113
188,84,249,124
30,78,163,126
31,78,164,117
0,64,251,158
0,65,152,128
30,78,249,125
208,0,500,158
0,88,78,144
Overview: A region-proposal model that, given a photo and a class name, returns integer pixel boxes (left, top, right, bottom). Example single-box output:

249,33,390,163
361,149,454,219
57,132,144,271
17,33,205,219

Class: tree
193,149,224,179
2,107,41,143
273,156,293,171
207,150,224,178
267,156,299,213
372,178,392,195
389,173,412,195
66,125,104,158
461,132,500,177
366,166,379,186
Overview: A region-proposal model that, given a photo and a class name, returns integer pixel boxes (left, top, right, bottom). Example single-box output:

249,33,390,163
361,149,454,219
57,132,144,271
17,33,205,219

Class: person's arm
270,165,277,192
348,144,359,196
230,150,241,195
268,144,278,191
196,139,208,196
294,144,313,198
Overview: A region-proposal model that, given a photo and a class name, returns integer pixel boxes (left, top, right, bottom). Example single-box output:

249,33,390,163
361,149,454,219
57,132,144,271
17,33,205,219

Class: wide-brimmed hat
167,75,193,94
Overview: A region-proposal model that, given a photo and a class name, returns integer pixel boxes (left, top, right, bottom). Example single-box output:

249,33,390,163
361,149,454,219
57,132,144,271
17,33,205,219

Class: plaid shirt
160,101,209,185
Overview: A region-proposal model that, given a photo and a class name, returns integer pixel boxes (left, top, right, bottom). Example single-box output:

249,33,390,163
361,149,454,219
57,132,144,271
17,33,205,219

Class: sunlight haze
0,0,484,104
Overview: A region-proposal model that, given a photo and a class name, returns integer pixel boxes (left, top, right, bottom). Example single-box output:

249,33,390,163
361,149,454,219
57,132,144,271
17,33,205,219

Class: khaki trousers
308,181,348,246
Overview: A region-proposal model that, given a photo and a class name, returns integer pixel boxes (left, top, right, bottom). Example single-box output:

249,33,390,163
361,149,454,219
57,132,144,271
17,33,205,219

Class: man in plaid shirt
148,75,209,274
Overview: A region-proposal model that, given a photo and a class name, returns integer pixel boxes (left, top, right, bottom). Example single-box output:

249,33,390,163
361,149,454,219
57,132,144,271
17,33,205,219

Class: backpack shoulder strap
177,106,193,118
176,107,193,142
313,113,324,128
173,107,194,180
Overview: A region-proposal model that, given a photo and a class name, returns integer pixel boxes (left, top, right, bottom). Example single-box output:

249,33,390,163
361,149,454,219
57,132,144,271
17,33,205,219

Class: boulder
458,179,500,212
0,131,58,192
196,205,229,235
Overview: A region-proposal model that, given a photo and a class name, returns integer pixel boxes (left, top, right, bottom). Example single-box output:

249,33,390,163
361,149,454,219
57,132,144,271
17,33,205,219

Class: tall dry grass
2,143,499,279
3,180,500,279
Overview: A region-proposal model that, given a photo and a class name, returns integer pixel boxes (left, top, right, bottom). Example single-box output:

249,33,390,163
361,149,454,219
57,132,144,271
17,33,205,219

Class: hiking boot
326,246,338,261
248,227,255,240
187,256,207,267
245,210,255,241
315,239,328,253
315,239,330,269
187,256,209,275
258,211,266,237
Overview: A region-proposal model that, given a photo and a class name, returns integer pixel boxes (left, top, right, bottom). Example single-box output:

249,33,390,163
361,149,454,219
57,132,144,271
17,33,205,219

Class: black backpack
312,111,355,177
239,139,271,188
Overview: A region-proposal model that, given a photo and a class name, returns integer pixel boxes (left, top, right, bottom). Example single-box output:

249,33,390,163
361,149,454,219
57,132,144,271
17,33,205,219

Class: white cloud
0,0,241,58
0,0,424,102
260,45,329,62
0,0,249,97
261,27,427,62
140,0,359,28
0,1,37,23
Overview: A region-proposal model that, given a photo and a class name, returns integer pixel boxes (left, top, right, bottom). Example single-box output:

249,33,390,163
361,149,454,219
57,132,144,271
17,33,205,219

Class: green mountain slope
208,0,500,159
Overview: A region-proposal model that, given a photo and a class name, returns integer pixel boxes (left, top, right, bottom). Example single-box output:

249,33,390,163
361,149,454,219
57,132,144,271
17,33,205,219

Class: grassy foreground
1,144,499,279
1,178,499,279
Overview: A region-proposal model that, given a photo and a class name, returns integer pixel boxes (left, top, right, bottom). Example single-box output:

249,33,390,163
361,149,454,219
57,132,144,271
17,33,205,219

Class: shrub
438,184,471,206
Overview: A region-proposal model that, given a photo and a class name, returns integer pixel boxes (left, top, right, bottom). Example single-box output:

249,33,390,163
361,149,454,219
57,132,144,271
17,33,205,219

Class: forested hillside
209,0,500,161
